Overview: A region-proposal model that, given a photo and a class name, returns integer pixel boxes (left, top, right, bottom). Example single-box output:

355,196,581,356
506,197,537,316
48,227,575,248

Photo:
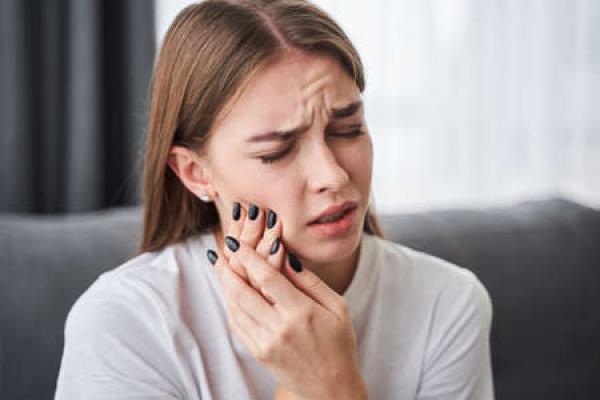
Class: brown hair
139,0,385,254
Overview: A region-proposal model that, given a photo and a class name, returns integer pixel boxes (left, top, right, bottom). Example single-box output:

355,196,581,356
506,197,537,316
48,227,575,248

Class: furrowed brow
246,123,310,143
246,100,362,143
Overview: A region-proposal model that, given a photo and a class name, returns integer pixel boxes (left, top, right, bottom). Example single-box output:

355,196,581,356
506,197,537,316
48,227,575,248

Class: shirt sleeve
416,269,495,400
54,282,186,399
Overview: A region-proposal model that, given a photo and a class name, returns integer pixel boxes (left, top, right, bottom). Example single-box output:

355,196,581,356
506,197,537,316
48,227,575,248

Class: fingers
227,201,246,240
239,203,265,248
281,252,348,320
210,247,279,329
226,302,260,356
225,201,266,273
266,236,286,273
226,238,307,312
232,202,264,289
225,202,250,282
229,202,285,281
226,296,271,358
256,208,284,270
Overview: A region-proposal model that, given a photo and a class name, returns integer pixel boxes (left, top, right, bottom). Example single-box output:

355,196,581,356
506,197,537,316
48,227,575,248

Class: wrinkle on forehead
212,51,360,143
283,53,358,126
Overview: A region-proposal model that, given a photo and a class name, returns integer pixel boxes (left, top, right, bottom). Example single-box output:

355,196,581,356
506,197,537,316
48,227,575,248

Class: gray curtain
0,0,155,213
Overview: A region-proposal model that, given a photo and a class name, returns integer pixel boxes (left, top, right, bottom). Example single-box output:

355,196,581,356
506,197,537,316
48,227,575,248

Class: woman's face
204,51,373,264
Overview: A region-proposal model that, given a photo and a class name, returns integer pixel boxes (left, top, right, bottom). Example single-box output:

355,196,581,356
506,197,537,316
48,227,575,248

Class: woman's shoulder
371,234,491,308
87,233,201,290
369,235,493,355
65,232,213,331
55,236,212,399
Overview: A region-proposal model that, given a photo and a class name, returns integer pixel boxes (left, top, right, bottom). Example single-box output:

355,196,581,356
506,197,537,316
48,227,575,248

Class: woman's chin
298,225,363,264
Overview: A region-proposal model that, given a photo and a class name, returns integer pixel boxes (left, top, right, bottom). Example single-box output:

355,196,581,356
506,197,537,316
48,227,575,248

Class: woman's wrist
324,369,368,400
297,371,369,400
282,368,368,400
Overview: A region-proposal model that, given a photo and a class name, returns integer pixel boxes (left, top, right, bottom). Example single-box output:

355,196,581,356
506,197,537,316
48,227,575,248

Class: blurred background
2,0,598,215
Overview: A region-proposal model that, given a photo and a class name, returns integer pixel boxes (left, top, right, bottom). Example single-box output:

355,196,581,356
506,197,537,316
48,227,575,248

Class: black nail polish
288,252,303,272
270,238,281,255
232,202,241,221
206,249,218,266
225,236,240,252
248,203,259,220
267,209,277,229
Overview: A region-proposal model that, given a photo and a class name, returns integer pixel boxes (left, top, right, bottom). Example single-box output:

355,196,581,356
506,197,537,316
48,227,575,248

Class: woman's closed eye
258,128,365,164
330,128,363,139
259,147,294,164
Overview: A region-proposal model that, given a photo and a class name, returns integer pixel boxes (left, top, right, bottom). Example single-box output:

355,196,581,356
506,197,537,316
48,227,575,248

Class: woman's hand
209,202,366,400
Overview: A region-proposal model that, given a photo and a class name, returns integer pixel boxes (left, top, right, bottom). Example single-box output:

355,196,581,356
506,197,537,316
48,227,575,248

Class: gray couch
1,197,599,399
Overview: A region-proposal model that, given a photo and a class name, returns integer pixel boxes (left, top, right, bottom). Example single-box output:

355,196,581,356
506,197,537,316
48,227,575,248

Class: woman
55,1,494,399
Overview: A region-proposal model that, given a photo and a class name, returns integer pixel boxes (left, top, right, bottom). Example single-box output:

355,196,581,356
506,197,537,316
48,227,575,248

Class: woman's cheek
341,141,371,177
248,168,298,216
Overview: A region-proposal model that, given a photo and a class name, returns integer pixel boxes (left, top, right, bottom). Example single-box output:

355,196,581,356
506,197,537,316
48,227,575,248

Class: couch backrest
0,207,141,399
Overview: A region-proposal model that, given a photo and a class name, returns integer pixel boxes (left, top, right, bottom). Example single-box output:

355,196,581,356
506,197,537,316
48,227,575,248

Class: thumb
284,251,346,318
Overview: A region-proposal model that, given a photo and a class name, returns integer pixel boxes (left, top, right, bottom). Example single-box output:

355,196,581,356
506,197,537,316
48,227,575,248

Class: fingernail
248,203,259,220
267,209,277,229
206,249,218,266
288,252,303,272
270,238,281,255
225,236,240,252
232,202,241,221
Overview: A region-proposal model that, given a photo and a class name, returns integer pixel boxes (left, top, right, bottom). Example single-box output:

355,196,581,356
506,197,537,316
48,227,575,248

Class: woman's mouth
307,205,357,237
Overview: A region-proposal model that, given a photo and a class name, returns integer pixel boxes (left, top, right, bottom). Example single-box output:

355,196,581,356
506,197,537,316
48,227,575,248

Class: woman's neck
311,245,361,295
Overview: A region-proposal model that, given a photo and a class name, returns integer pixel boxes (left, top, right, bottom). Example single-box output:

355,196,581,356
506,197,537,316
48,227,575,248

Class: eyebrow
246,100,363,143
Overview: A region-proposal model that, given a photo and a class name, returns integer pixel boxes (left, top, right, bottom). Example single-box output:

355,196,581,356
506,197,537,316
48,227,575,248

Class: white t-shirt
54,231,495,399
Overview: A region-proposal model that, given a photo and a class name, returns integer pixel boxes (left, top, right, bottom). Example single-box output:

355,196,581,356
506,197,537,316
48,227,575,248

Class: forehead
213,52,360,137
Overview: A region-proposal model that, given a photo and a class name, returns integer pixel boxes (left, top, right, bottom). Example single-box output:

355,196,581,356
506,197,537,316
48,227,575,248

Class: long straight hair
139,0,385,254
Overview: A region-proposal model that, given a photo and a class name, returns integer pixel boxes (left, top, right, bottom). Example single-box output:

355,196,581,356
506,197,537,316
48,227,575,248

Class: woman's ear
167,145,214,198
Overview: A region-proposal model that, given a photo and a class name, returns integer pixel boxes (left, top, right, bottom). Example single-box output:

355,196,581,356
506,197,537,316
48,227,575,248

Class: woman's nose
304,139,350,193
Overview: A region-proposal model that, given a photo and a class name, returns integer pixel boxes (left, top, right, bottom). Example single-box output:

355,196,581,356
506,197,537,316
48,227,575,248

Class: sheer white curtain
156,0,600,213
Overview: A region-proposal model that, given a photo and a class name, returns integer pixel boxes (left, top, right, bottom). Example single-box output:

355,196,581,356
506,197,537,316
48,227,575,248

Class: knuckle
275,325,293,345
292,307,314,327
255,343,276,363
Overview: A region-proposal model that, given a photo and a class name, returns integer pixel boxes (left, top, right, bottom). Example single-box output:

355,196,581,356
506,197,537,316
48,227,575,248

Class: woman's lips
307,205,357,237
308,201,358,225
